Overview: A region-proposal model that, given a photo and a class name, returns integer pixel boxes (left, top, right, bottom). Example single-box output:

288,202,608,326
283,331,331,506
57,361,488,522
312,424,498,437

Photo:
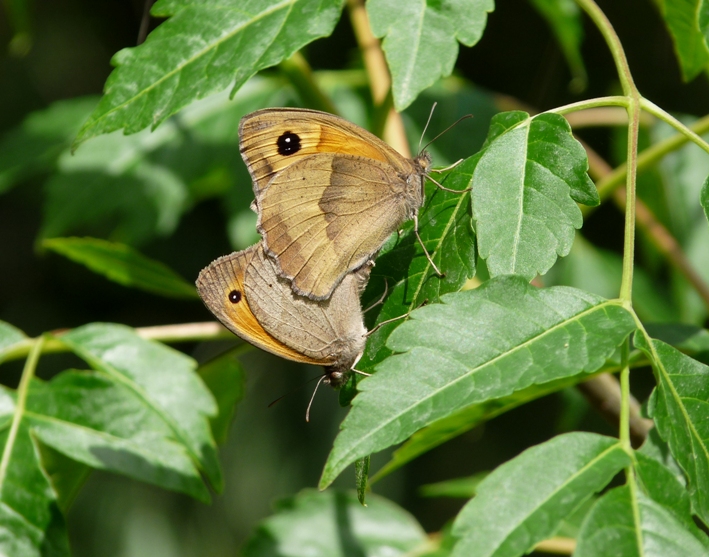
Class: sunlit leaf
74,0,344,145
473,112,598,281
43,237,198,299
451,433,629,557
368,0,494,111
702,174,709,224
355,456,370,506
0,321,27,363
321,278,635,488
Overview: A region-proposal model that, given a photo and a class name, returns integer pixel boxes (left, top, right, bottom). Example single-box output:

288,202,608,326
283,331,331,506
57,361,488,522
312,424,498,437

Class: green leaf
26,372,210,501
43,237,198,299
473,112,598,281
644,323,709,356
527,0,587,91
0,97,98,194
0,321,28,363
420,472,489,499
702,174,709,224
356,158,477,374
636,332,709,526
74,0,344,145
575,485,709,557
635,452,709,548
197,351,246,445
242,489,427,557
355,456,370,506
371,369,610,483
368,0,494,111
656,0,709,82
0,387,71,557
0,359,217,556
321,278,635,488
59,323,222,492
450,433,630,557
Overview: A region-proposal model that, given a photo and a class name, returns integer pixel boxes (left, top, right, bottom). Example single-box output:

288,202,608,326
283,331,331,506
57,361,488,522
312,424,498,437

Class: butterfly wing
257,152,414,300
244,245,367,368
239,108,409,195
196,247,323,365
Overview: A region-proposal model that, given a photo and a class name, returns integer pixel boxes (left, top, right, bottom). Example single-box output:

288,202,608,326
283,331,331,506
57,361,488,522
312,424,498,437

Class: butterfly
196,242,370,388
239,108,437,302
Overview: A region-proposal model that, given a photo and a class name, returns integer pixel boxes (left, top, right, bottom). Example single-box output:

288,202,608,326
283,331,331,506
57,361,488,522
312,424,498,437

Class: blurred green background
1,0,708,555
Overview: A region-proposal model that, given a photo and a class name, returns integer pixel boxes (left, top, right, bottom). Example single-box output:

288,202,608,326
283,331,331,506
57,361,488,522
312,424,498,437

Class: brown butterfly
196,243,370,388
239,108,439,301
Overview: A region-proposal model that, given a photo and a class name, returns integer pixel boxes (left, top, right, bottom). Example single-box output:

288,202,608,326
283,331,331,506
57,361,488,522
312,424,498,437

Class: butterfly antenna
419,114,473,155
305,375,328,422
418,102,438,155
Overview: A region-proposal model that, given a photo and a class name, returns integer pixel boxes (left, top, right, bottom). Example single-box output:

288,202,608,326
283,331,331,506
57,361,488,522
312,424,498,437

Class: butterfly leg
362,279,388,314
427,174,472,193
414,214,444,276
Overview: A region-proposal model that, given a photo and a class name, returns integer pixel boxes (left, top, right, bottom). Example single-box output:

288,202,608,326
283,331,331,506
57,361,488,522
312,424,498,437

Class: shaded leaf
473,112,598,281
419,472,489,499
643,323,709,357
575,485,708,556
528,0,586,91
197,351,246,445
368,0,494,111
635,452,709,548
59,323,222,491
242,489,427,557
43,237,198,299
655,0,709,82
637,332,709,526
450,433,629,557
321,278,635,488
74,0,344,145
0,97,98,194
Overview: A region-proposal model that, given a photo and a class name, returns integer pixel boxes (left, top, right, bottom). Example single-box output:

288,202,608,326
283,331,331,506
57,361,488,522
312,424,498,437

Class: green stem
619,95,640,303
640,98,709,155
619,341,631,451
0,335,46,493
548,95,628,115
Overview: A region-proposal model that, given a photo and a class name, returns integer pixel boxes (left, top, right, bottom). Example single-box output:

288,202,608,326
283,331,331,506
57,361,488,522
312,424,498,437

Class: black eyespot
277,131,301,156
228,290,242,304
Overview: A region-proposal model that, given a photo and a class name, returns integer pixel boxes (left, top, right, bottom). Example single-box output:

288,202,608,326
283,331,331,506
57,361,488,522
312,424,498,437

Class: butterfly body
239,108,432,301
196,243,369,387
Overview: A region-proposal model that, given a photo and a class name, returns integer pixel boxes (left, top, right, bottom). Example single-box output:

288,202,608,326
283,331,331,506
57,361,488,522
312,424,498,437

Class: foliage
2,0,709,556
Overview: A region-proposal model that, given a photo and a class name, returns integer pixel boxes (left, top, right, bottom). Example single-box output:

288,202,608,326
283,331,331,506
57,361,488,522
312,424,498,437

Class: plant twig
2,321,232,363
346,0,410,156
137,0,156,45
